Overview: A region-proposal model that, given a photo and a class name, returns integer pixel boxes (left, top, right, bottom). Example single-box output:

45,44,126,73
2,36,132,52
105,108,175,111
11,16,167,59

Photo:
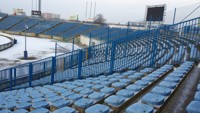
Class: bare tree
94,14,106,25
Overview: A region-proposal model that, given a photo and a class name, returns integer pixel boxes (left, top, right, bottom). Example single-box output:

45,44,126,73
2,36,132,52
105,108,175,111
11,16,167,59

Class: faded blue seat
13,109,28,113
141,93,165,106
74,98,93,108
47,96,62,103
167,73,184,78
30,108,49,113
67,94,83,101
119,79,132,84
105,95,125,106
112,82,126,88
151,86,171,96
32,101,49,109
100,87,115,94
164,77,180,83
0,109,11,113
92,85,104,91
85,104,110,113
51,99,71,108
16,102,31,109
126,84,143,92
116,89,134,98
109,78,118,82
73,87,86,93
101,81,112,86
186,101,200,113
159,81,176,89
194,91,200,101
83,84,93,88
125,103,154,113
53,106,76,113
32,98,45,103
61,91,74,98
134,80,149,86
80,89,93,95
128,75,140,81
88,92,105,101
141,77,155,82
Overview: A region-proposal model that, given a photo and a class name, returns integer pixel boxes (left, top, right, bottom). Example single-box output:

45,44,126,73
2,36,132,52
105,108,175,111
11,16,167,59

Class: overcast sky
0,0,199,24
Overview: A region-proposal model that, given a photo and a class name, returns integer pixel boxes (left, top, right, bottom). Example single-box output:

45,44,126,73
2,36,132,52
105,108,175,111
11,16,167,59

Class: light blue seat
197,84,200,91
13,109,28,113
47,96,62,102
167,73,184,78
112,82,126,88
141,77,155,82
83,84,93,88
79,89,93,95
30,108,49,113
105,95,125,106
116,89,134,98
134,80,149,86
3,102,16,109
147,73,161,78
159,81,176,89
85,104,110,113
151,86,171,96
101,81,112,86
164,77,180,83
0,109,11,113
141,93,165,106
67,94,83,101
74,98,93,108
128,75,140,81
126,84,143,92
194,91,200,101
125,103,154,113
32,98,45,103
100,87,115,94
73,87,86,93
32,101,49,109
16,102,31,109
119,79,132,84
61,91,74,98
109,78,118,82
186,101,200,113
88,92,105,101
53,106,76,113
92,85,104,91
51,99,71,108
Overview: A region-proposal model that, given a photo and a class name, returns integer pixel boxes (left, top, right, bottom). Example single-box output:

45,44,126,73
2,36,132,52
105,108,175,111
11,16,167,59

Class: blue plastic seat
13,109,28,113
197,84,200,91
53,106,76,113
92,85,104,91
16,102,31,109
194,91,200,101
125,103,154,113
100,87,115,94
47,96,62,103
141,93,165,106
88,92,105,101
119,79,132,84
85,104,110,113
30,108,49,113
159,81,176,89
141,77,155,82
105,95,125,106
32,101,49,109
116,89,134,98
101,81,112,86
61,91,74,98
112,82,126,88
73,87,86,93
67,94,83,101
79,89,93,95
134,80,149,86
74,98,93,108
126,84,143,92
151,86,171,96
32,98,45,103
186,101,200,113
109,78,118,82
0,109,11,113
164,77,180,83
51,99,71,108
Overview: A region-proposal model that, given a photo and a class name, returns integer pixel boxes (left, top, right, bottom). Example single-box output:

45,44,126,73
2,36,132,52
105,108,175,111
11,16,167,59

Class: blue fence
0,17,200,91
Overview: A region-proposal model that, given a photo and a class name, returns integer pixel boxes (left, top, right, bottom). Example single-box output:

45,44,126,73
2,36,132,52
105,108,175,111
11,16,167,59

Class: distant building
42,13,60,20
68,15,79,21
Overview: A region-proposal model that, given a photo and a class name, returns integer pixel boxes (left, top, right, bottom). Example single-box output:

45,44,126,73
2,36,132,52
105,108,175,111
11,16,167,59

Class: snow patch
0,35,80,69
0,36,11,45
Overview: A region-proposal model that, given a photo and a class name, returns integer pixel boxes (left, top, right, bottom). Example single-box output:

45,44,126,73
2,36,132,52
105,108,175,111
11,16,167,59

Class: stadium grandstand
0,1,200,113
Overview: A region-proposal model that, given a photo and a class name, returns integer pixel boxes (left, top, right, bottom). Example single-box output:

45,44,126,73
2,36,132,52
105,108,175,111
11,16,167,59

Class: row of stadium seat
125,61,194,113
0,63,174,113
186,82,200,113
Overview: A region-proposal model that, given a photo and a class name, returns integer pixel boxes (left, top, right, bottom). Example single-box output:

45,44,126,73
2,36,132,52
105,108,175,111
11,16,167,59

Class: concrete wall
79,35,102,46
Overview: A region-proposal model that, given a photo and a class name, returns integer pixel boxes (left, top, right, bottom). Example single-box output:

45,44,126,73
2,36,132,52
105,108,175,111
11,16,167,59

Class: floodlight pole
173,8,176,25
24,25,28,59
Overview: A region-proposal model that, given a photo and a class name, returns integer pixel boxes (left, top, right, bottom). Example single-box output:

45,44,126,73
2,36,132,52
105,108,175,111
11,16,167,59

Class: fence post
14,68,16,86
78,50,83,79
51,57,56,84
109,42,116,74
29,63,33,87
9,68,12,91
